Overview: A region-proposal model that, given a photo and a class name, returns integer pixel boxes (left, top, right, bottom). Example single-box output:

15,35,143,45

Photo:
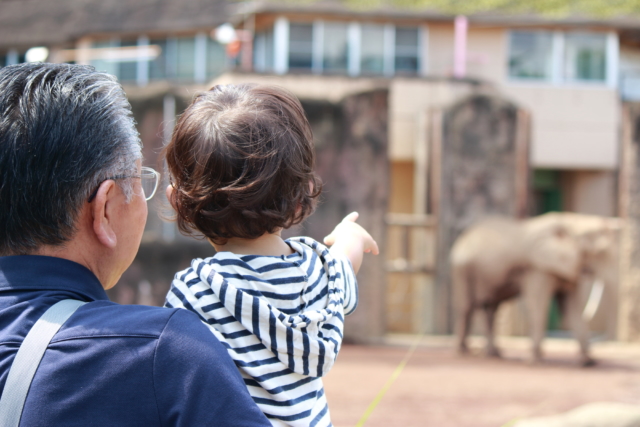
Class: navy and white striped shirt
165,237,358,427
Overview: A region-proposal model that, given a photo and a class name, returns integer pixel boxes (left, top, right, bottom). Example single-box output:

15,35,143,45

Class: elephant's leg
453,267,474,354
484,304,501,358
565,287,595,367
522,270,555,364
455,304,474,354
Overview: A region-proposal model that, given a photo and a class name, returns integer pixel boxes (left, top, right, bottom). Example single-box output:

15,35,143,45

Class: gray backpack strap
0,299,86,427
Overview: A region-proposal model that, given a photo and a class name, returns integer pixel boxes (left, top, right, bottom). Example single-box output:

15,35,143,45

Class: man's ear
166,184,177,211
91,180,118,249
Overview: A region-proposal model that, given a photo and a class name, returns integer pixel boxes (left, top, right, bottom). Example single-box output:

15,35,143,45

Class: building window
175,37,196,82
395,27,420,74
361,24,385,75
289,23,313,71
254,29,274,73
508,30,615,85
1,50,23,67
149,38,168,81
564,32,606,82
91,36,226,85
118,40,138,83
207,38,226,79
264,19,425,77
508,31,554,80
90,40,119,77
323,22,349,73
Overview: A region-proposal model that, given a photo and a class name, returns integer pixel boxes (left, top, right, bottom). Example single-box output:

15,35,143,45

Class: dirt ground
323,335,640,427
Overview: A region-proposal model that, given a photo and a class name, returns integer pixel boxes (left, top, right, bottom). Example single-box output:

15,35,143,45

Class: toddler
163,84,378,427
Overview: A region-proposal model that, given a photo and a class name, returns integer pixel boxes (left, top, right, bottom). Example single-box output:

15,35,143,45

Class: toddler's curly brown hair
164,84,322,244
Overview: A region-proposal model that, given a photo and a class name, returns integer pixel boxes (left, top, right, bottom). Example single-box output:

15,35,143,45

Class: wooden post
414,109,430,216
618,103,640,341
429,109,447,333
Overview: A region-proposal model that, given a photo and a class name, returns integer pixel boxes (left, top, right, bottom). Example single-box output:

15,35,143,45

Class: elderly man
0,63,270,425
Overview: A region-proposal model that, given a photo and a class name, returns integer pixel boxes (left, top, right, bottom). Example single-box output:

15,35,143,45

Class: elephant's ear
528,225,581,282
583,229,618,260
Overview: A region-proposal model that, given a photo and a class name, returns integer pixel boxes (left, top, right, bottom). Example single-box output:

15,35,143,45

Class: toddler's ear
165,184,177,211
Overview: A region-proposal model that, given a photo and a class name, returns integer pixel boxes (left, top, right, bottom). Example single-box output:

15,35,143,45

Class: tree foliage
340,0,640,17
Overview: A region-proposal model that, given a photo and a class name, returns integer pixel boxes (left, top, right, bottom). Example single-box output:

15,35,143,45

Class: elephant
451,212,620,366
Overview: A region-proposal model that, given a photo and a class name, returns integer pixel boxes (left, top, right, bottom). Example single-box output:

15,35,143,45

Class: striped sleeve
336,256,358,315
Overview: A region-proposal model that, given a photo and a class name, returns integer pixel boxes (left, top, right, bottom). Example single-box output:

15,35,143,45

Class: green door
533,169,563,331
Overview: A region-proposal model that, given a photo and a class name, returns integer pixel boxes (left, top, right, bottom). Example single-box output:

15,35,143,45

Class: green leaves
338,0,640,17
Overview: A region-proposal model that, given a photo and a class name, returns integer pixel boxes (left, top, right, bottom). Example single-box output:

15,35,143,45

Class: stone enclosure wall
432,94,530,333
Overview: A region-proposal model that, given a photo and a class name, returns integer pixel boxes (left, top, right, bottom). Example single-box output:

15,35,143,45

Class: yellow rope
354,334,423,427
353,334,522,427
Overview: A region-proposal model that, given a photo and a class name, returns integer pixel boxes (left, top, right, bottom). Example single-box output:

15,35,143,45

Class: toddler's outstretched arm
323,212,379,274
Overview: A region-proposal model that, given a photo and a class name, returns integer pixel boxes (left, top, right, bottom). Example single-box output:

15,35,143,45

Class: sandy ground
323,335,640,427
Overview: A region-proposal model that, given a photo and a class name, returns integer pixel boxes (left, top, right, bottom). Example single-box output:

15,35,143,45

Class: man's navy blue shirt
0,255,271,426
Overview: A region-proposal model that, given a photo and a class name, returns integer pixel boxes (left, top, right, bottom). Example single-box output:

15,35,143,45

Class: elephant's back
451,217,523,269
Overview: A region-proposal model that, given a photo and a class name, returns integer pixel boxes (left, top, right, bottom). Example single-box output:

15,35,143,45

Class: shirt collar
0,255,109,302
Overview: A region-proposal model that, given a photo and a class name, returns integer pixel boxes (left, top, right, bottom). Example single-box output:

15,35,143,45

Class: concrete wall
428,24,507,82
504,85,619,170
562,171,617,217
388,78,481,160
427,23,455,77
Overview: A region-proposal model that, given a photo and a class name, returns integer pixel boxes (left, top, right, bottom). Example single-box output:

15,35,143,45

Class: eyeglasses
87,166,161,202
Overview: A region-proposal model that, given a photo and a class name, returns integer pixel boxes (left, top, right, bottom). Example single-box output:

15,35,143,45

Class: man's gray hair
0,63,142,255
